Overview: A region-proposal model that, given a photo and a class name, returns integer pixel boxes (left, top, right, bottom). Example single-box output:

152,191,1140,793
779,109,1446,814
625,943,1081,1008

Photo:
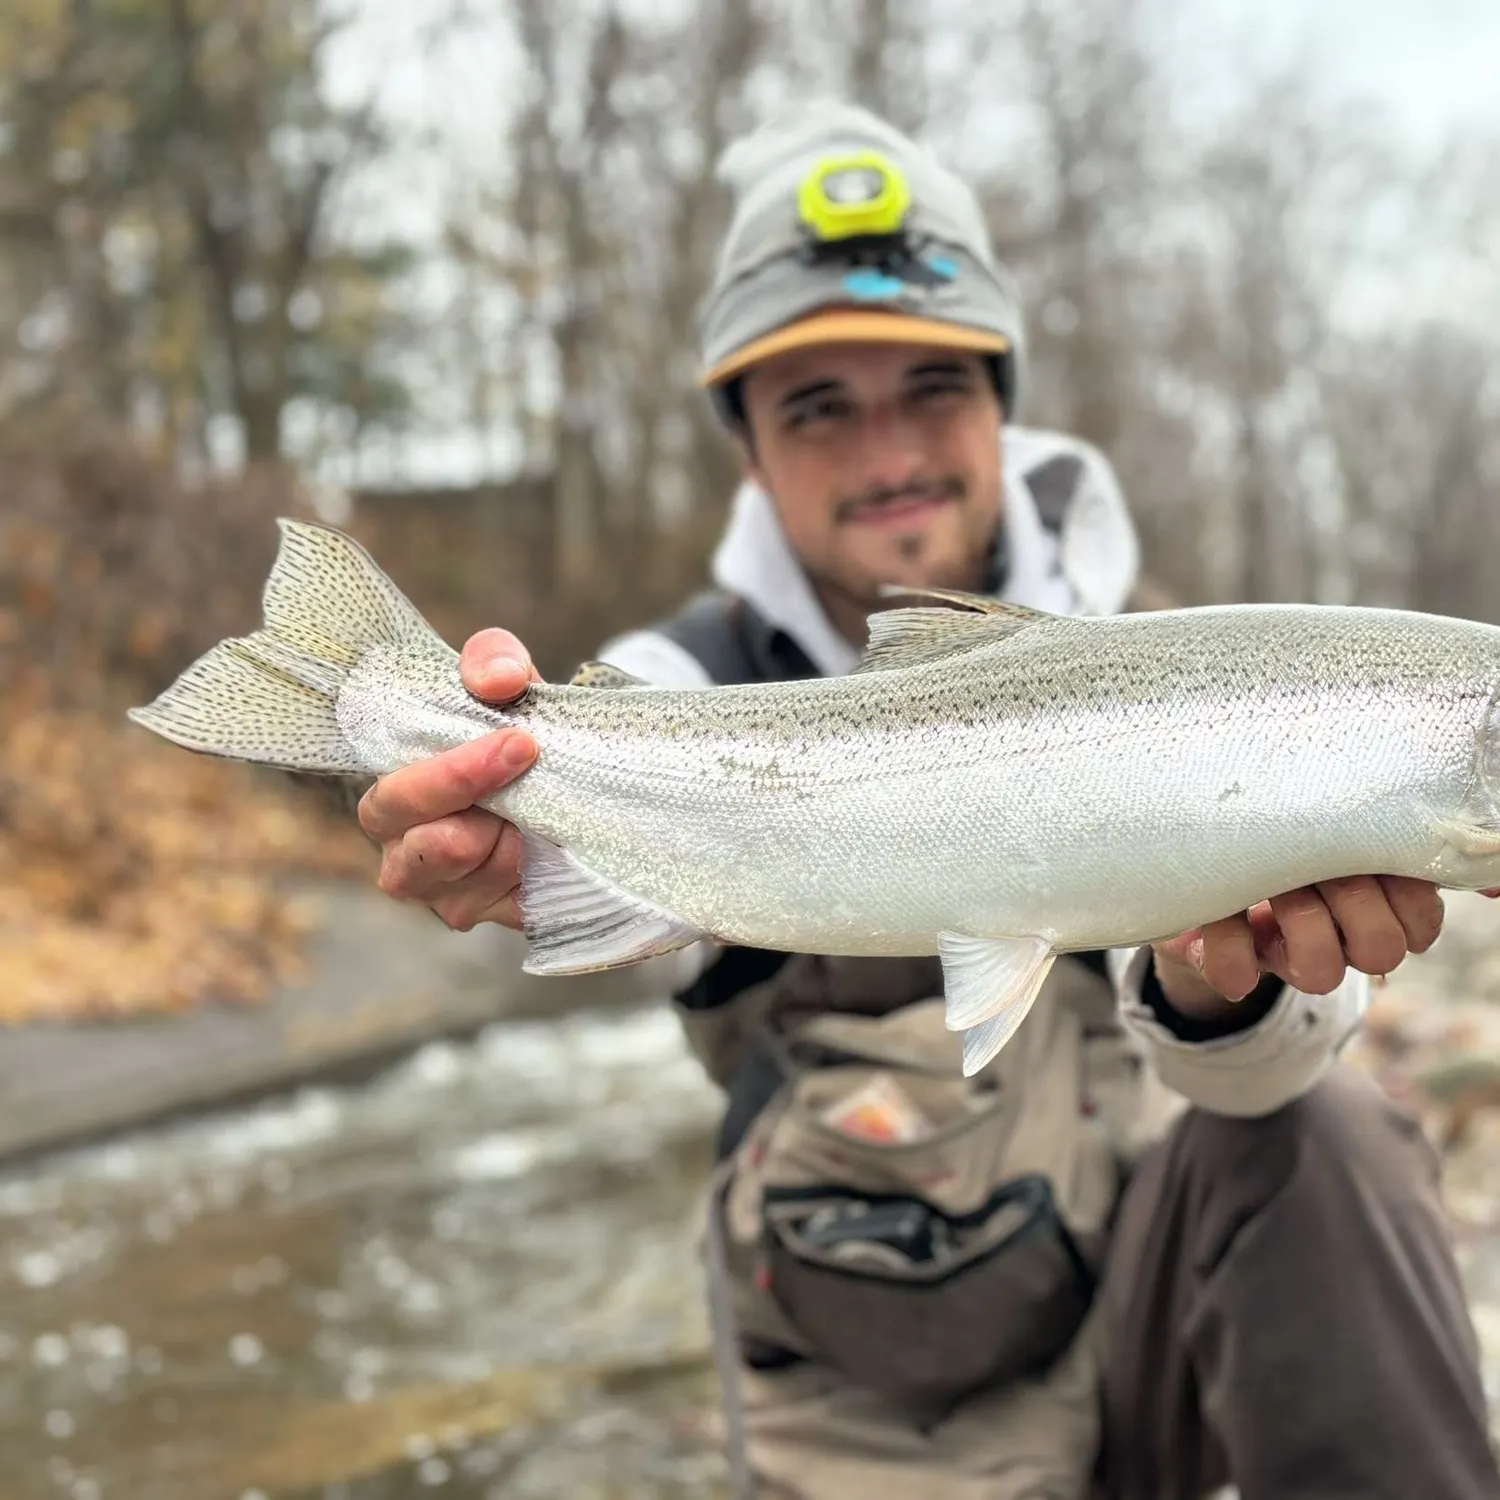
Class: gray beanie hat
698,100,1027,414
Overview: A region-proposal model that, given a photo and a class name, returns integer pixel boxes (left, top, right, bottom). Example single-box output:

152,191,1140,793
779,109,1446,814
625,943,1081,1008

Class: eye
909,374,972,407
785,394,852,430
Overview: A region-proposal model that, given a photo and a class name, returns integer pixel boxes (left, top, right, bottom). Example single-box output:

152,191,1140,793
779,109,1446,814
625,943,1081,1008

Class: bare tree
1324,326,1499,622
7,0,1498,647
458,0,768,591
0,0,421,464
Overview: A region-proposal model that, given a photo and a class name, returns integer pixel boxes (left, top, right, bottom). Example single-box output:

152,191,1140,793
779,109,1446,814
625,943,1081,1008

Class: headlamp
797,151,912,244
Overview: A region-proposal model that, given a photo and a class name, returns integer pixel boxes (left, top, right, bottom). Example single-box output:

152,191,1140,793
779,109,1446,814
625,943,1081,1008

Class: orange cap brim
700,308,1011,388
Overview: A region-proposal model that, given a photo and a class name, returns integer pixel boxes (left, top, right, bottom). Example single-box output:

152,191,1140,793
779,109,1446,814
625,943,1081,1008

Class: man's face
737,340,1004,609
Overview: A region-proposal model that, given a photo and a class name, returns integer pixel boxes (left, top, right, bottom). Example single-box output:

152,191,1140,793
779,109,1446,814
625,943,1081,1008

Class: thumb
459,628,541,704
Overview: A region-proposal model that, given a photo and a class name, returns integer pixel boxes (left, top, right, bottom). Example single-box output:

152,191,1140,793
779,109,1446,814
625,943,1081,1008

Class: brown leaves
0,705,374,1025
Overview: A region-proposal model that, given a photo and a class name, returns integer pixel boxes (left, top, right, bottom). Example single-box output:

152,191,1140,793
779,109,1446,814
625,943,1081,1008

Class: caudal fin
127,518,444,776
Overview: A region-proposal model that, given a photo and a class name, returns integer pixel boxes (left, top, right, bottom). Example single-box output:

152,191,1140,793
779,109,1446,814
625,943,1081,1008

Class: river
0,1002,727,1499
6,894,1500,1498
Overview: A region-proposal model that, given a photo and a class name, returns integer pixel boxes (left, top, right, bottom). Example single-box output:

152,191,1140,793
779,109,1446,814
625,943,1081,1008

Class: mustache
834,475,965,523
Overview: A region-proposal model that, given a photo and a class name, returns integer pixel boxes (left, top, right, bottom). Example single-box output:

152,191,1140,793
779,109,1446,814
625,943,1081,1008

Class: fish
127,518,1500,1075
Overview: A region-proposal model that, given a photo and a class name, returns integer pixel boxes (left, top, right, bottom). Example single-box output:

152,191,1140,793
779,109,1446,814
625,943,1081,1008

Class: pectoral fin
1436,818,1500,858
938,932,1057,1076
518,832,706,974
1439,686,1500,857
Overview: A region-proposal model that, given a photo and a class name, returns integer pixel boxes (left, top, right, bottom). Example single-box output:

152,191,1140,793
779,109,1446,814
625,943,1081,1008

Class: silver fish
128,519,1500,1074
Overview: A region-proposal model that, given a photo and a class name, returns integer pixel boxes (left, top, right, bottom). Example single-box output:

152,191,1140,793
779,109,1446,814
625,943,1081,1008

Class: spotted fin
517,832,707,975
126,518,447,775
938,931,1057,1076
569,660,649,690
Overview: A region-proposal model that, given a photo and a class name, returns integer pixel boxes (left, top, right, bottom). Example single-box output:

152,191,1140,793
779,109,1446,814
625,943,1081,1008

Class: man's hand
358,628,541,932
1151,875,1451,1023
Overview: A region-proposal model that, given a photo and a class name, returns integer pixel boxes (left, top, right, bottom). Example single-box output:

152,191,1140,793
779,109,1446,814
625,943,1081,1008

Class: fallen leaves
0,441,384,1024
0,705,375,1024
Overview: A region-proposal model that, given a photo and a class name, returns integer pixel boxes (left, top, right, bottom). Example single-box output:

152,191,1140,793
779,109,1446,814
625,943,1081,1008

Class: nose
851,407,927,491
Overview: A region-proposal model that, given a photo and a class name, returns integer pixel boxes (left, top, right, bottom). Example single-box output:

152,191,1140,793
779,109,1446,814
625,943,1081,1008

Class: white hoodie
598,426,1368,1118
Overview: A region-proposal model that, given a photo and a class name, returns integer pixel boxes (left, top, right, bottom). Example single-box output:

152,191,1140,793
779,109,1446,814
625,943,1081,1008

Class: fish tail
127,518,443,776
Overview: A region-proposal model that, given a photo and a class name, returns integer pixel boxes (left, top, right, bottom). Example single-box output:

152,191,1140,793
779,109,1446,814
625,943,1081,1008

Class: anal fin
938,932,1057,1076
517,832,706,975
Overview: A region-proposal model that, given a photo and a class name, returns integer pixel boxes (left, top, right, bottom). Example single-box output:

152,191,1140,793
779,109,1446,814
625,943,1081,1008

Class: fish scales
128,520,1500,1074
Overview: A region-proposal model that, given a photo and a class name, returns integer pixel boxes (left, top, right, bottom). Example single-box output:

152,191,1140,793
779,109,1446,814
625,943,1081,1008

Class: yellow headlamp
797,151,912,243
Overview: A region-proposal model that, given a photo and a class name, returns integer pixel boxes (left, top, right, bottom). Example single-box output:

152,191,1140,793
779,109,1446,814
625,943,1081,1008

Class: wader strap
705,1157,755,1500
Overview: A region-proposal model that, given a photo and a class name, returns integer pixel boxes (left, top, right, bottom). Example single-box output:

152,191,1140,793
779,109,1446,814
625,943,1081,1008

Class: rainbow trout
128,520,1500,1073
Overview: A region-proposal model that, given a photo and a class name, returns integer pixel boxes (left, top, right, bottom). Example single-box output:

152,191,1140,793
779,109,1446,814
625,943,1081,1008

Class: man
358,103,1500,1498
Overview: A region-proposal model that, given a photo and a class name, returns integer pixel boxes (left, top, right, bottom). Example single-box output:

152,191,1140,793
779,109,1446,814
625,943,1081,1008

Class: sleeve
1107,946,1370,1118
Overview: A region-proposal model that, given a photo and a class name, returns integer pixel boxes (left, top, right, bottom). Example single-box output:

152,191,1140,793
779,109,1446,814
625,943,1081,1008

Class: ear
737,430,764,483
724,373,759,464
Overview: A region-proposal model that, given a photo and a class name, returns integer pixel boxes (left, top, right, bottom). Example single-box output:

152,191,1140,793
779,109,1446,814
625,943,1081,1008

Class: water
7,894,1500,1498
0,1004,728,1499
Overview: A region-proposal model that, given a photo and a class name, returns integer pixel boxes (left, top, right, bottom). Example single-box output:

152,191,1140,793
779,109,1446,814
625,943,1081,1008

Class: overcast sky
335,1,1500,150
1207,0,1500,142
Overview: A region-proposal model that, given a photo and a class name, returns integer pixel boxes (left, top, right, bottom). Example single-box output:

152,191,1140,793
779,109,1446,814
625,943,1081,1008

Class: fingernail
480,653,527,686
499,733,535,770
1187,936,1205,969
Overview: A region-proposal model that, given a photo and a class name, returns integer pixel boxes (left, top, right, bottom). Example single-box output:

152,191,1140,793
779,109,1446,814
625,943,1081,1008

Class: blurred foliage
1,440,294,710
0,0,418,464
0,441,373,1023
0,701,373,1024
0,0,405,1021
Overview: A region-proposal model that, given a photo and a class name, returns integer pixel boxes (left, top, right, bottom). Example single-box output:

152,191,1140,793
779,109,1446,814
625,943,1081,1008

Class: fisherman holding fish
193,104,1500,1498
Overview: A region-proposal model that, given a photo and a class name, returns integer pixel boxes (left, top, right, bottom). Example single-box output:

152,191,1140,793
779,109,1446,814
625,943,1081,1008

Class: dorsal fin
876,583,1058,621
569,660,648,690
853,592,1056,676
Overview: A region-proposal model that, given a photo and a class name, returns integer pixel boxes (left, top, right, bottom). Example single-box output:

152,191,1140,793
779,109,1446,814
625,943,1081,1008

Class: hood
709,424,1141,678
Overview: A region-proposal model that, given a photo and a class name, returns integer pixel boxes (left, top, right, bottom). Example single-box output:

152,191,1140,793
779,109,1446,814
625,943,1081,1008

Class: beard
805,508,1001,621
